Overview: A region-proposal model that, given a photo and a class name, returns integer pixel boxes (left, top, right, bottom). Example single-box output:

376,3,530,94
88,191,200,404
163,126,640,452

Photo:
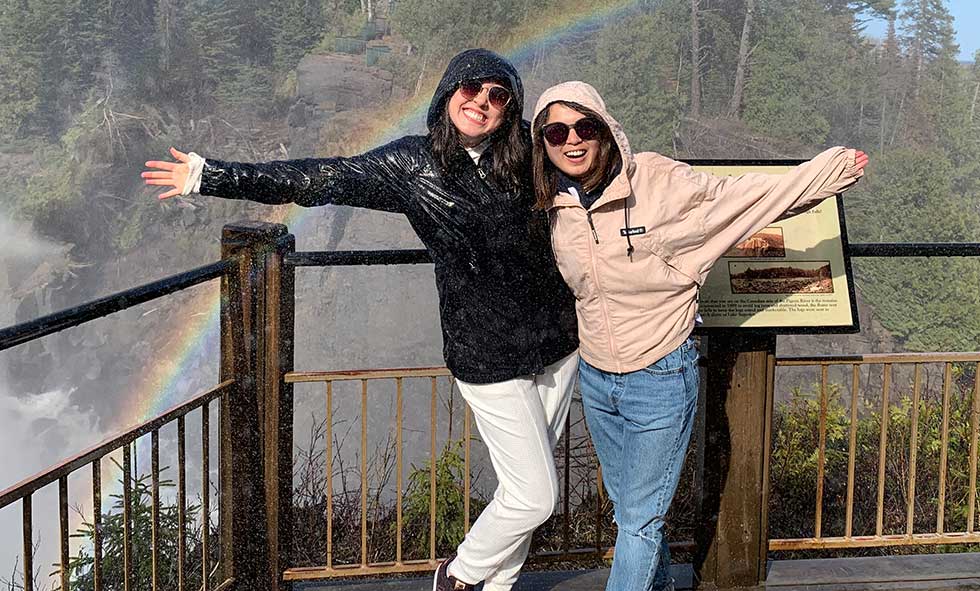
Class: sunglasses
458,80,512,110
541,118,602,146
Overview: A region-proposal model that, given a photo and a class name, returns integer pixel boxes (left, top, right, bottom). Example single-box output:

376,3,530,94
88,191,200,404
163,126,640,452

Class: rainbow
121,0,642,437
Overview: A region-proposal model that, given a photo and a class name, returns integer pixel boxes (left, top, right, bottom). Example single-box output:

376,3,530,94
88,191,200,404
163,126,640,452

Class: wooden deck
296,552,980,590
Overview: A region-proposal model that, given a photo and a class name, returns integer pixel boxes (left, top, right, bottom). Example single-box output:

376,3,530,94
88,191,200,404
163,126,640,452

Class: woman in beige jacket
530,81,868,591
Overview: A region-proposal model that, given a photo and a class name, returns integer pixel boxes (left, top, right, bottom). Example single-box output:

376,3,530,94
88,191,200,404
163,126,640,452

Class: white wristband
183,152,205,195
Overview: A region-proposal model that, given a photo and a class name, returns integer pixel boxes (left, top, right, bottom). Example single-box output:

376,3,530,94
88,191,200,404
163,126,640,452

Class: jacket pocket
638,232,702,287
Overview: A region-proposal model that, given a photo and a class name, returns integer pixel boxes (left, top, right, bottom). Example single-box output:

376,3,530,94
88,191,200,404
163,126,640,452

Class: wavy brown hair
430,81,530,190
532,101,620,210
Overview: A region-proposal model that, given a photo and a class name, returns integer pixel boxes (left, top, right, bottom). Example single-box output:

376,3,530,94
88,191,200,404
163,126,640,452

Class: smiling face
542,103,602,180
447,81,508,147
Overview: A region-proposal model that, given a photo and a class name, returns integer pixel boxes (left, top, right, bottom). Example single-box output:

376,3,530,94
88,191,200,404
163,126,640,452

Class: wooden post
264,227,295,591
219,222,294,591
696,333,775,590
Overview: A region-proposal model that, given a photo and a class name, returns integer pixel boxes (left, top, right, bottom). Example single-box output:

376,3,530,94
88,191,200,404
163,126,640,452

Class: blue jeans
580,338,700,591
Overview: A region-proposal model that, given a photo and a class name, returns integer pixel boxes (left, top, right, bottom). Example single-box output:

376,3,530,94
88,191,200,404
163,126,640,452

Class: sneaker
432,554,474,591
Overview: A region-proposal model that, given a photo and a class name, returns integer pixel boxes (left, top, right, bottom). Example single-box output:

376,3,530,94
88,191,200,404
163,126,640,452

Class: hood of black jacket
426,48,524,132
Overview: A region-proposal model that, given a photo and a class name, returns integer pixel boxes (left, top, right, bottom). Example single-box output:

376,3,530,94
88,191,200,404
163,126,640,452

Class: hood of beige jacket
533,81,863,373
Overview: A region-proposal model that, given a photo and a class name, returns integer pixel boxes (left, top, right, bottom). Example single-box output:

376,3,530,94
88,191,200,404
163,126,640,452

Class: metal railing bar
969,362,980,535
178,416,187,591
815,366,828,539
596,464,604,552
0,259,232,352
201,402,211,591
0,380,233,509
770,531,980,550
777,352,980,365
285,249,430,267
59,477,69,591
123,445,133,591
326,382,334,570
845,364,859,538
464,400,472,536
937,363,952,534
93,459,102,591
907,365,922,537
396,378,404,564
23,495,32,591
287,367,452,383
876,364,891,537
429,378,437,562
563,414,572,552
152,429,161,591
281,542,696,580
281,242,980,272
849,242,980,257
360,380,368,568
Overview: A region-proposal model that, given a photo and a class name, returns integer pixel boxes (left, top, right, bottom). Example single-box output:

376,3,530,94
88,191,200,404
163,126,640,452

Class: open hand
142,147,191,199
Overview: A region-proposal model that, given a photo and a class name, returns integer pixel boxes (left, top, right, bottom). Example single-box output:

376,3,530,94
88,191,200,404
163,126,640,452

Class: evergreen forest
1,0,977,349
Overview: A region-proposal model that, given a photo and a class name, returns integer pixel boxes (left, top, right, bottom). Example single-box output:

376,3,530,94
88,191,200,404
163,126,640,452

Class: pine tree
741,0,860,145
586,8,684,154
0,0,42,138
272,0,326,72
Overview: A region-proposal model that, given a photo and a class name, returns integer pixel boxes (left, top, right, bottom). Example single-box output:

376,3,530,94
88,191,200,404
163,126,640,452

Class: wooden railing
2,213,978,591
0,259,236,591
281,367,696,581
768,352,980,551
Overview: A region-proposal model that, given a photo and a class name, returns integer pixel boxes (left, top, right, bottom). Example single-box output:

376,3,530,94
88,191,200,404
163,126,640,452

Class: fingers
169,146,191,162
158,188,181,200
141,171,174,180
144,179,176,186
145,160,178,172
851,148,869,171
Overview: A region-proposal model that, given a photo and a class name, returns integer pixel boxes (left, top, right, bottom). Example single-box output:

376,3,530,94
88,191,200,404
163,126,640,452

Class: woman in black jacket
143,49,577,591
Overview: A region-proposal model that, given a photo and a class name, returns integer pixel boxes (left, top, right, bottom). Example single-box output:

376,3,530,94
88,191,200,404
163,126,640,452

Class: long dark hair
532,101,621,210
430,81,529,190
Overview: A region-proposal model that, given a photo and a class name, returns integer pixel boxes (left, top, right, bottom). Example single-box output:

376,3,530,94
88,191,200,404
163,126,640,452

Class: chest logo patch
620,226,647,237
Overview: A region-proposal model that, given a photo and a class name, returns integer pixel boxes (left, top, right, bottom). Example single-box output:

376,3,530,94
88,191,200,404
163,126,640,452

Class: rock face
288,53,396,157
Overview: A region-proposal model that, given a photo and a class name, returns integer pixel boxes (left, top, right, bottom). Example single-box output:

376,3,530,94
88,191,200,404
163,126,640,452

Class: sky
864,0,979,62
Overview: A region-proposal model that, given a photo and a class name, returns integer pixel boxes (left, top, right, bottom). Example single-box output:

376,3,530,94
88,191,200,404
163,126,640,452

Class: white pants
448,350,579,591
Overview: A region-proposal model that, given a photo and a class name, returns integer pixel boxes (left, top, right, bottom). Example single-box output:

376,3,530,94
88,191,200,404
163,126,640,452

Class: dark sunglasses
458,80,512,110
541,117,602,146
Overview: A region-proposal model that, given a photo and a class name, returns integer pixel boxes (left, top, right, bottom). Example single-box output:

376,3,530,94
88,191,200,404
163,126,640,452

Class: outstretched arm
674,147,868,282
143,139,424,213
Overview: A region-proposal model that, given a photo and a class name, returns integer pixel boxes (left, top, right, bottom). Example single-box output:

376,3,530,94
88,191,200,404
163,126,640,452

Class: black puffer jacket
200,49,578,384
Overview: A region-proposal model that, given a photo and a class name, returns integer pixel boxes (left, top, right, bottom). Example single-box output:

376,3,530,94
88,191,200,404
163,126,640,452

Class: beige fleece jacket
533,81,864,373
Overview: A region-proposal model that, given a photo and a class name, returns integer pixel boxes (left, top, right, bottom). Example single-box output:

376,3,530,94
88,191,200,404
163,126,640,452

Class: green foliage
273,0,328,71
400,439,487,558
0,0,42,138
846,148,980,351
742,0,860,144
391,0,525,60
586,9,684,153
67,466,217,591
1,0,978,352
770,372,980,542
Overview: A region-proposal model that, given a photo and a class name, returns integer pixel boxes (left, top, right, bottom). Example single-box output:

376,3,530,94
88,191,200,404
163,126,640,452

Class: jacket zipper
582,208,620,369
587,211,599,244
